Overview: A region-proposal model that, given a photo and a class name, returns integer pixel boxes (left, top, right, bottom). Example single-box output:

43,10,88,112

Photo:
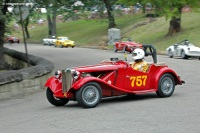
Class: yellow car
54,36,75,48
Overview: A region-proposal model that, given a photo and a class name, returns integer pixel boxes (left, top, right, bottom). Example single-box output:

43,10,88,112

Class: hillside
13,12,200,53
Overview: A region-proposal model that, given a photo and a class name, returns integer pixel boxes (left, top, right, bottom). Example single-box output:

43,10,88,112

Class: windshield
178,40,195,46
58,37,69,40
188,43,194,46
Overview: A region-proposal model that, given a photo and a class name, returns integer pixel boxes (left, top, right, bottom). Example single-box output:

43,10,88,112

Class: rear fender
151,67,183,90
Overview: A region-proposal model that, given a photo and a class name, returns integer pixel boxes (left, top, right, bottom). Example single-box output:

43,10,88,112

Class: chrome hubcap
82,86,99,105
161,77,173,94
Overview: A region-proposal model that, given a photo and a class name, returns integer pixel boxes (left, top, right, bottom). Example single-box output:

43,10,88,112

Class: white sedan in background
166,40,200,59
43,36,56,46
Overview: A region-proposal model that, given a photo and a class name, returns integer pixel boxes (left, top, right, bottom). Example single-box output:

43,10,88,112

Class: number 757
130,75,147,87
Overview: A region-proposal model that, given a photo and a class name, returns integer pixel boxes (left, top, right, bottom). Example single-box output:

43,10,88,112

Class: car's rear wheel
168,49,173,58
76,82,102,108
8,40,12,44
72,46,74,48
156,73,175,98
46,88,69,106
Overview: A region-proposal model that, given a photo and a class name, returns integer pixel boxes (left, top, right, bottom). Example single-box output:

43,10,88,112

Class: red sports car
6,36,20,43
114,40,143,53
45,45,185,108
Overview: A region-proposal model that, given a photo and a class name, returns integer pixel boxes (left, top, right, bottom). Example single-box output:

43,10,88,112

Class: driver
131,48,149,73
185,40,189,45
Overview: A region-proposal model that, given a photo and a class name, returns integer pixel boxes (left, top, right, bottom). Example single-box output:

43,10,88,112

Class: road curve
1,43,200,133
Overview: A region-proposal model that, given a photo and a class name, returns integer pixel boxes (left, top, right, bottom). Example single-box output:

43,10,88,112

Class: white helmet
185,40,189,45
132,48,145,61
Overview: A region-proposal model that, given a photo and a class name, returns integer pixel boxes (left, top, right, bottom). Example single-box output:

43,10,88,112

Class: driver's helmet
185,40,189,45
132,48,145,61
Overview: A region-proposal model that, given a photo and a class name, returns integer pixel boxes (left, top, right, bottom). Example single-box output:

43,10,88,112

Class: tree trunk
0,1,9,70
47,12,52,36
0,16,5,70
103,0,116,29
167,7,182,36
167,17,181,36
25,16,30,38
51,10,56,36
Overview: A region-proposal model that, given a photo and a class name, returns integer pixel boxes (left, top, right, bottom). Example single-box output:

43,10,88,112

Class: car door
123,67,150,91
117,42,123,50
173,44,181,56
55,38,59,45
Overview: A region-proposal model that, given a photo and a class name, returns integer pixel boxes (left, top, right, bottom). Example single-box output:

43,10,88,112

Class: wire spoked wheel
76,82,102,108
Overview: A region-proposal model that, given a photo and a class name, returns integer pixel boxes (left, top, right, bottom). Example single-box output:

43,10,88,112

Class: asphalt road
1,43,200,133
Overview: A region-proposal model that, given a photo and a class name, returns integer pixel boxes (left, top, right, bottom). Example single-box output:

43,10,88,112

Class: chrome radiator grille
62,69,72,93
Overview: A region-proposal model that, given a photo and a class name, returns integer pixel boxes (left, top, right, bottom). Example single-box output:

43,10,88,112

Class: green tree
82,0,117,28
24,4,37,38
0,0,9,69
36,0,80,37
103,0,116,28
36,0,59,37
118,0,200,36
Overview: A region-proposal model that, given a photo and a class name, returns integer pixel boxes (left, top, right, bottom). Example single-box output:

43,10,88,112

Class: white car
43,36,56,46
166,40,200,59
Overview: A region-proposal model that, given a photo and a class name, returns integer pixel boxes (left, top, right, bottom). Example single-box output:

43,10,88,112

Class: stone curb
0,47,54,85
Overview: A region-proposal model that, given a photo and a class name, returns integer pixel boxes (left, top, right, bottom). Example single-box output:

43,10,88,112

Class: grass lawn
13,11,200,53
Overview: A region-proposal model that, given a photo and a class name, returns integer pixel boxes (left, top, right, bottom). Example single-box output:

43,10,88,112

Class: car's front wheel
156,73,175,98
76,82,102,108
122,46,127,53
46,88,69,106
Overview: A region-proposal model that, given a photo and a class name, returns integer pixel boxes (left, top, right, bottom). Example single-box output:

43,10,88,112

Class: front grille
62,69,72,93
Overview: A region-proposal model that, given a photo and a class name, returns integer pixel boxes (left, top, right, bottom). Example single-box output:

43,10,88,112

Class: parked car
166,39,200,59
43,36,56,46
54,36,75,48
114,39,143,53
5,36,20,43
45,45,184,108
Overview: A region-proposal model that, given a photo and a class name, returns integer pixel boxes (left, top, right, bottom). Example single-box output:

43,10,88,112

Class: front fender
45,76,62,93
182,47,189,55
72,77,107,90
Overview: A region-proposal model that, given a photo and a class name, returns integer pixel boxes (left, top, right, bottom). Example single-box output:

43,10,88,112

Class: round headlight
71,69,80,80
55,70,62,79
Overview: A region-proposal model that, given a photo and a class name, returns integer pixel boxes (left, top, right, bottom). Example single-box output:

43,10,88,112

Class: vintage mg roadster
45,45,185,108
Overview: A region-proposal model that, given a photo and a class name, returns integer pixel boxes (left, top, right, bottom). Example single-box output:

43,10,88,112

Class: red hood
116,41,142,47
72,61,127,72
126,42,142,47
